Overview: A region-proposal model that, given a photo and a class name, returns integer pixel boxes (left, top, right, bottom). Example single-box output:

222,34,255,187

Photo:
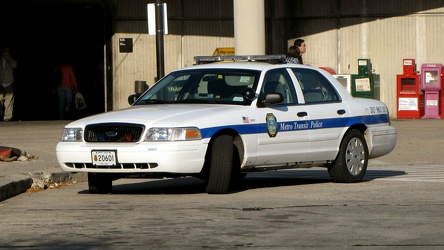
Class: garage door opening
0,1,109,121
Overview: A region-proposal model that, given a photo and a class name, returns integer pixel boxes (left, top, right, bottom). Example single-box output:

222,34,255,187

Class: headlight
61,128,83,142
145,127,202,141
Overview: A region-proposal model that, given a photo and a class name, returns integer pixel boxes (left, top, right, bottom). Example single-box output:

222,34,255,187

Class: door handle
337,109,346,115
297,112,308,117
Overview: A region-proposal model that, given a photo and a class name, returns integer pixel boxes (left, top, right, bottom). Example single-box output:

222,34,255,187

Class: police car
56,55,397,194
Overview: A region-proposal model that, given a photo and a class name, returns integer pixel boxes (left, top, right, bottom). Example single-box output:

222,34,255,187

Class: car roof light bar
194,54,286,64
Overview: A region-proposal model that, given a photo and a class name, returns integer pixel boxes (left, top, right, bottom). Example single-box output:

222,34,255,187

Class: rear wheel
88,173,112,194
206,135,233,194
328,129,368,183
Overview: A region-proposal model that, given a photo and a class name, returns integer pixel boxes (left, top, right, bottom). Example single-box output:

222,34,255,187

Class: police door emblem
266,113,278,137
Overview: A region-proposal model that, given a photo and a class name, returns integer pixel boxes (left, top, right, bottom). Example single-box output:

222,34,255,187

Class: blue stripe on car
200,114,389,139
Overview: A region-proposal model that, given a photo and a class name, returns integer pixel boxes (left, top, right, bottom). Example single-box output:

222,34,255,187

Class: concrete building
1,0,443,120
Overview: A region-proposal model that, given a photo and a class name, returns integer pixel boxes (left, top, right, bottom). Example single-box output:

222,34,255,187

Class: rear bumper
366,125,397,159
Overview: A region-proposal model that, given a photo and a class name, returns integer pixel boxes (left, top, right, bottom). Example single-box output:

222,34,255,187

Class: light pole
155,0,165,80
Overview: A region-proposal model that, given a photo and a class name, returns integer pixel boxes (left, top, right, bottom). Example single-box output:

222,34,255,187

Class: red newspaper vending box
420,63,443,119
397,59,422,118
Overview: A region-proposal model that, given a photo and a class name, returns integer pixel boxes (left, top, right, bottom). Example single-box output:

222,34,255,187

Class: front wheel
328,129,368,183
88,173,112,194
206,135,234,194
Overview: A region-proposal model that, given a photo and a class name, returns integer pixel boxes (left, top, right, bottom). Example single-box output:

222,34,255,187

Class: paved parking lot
0,118,443,201
1,119,444,248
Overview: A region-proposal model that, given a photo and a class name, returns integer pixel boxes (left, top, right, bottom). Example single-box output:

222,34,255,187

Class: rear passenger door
289,68,351,161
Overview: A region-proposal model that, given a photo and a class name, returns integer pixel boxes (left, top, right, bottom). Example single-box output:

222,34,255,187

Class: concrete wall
294,0,444,117
109,0,235,110
109,0,444,118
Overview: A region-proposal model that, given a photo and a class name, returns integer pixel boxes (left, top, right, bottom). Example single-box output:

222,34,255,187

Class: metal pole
155,0,165,80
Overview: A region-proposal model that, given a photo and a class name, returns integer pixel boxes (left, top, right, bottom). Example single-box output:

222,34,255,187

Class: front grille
84,123,145,142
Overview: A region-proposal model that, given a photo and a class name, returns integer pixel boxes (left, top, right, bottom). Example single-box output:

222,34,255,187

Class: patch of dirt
26,182,72,193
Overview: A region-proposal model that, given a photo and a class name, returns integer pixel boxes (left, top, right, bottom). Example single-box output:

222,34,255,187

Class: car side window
290,68,340,103
260,69,298,105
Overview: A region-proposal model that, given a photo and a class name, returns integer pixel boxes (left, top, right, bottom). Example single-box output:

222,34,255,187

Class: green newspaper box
351,59,380,100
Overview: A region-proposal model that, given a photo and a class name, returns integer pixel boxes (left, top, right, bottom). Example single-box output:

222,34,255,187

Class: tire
206,135,234,194
328,129,368,183
88,173,112,194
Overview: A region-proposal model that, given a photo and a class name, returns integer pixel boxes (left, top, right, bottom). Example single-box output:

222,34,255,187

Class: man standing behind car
0,45,17,121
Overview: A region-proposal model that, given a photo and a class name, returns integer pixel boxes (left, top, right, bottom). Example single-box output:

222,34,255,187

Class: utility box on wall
396,59,422,119
351,59,380,100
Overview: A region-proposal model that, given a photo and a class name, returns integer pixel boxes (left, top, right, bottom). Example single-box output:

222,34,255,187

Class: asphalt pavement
0,118,443,202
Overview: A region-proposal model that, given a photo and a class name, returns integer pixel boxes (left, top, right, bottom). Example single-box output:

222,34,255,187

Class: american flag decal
242,116,249,123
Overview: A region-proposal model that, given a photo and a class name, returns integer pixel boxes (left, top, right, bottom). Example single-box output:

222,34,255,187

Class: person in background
285,45,300,64
293,38,307,64
53,61,78,119
0,46,17,121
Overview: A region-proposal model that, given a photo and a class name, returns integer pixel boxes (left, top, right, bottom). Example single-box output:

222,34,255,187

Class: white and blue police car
56,55,397,194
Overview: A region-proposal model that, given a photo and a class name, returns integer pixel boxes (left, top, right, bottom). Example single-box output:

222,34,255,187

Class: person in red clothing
53,61,78,119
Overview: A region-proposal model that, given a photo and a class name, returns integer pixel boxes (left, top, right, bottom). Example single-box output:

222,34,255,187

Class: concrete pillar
233,0,265,55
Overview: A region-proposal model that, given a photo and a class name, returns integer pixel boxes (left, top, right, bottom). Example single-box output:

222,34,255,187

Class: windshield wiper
175,99,216,104
138,99,168,104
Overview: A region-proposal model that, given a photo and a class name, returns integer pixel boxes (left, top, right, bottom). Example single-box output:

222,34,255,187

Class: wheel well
347,123,373,155
201,129,244,177
346,123,367,135
331,124,367,165
344,123,371,154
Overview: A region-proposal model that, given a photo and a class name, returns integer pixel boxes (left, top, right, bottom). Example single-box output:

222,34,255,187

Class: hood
66,104,244,127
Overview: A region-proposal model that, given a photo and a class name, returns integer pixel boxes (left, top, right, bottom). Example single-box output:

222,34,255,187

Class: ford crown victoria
56,55,397,194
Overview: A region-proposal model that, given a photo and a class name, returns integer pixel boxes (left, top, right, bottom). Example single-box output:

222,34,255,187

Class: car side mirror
264,93,284,105
257,93,284,107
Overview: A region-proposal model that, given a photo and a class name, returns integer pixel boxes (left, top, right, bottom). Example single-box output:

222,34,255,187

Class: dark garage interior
1,1,107,121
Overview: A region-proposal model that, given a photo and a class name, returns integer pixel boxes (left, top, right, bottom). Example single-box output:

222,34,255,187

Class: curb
0,174,33,202
0,171,87,202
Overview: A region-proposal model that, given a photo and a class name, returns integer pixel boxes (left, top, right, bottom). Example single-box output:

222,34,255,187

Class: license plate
92,150,117,166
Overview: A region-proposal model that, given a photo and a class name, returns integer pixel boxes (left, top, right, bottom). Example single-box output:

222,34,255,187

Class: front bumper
56,140,208,174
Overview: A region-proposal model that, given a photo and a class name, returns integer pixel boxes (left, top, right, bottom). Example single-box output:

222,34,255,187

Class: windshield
134,69,261,105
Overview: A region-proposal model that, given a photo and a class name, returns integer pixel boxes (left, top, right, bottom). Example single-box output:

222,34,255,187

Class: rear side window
290,68,340,103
